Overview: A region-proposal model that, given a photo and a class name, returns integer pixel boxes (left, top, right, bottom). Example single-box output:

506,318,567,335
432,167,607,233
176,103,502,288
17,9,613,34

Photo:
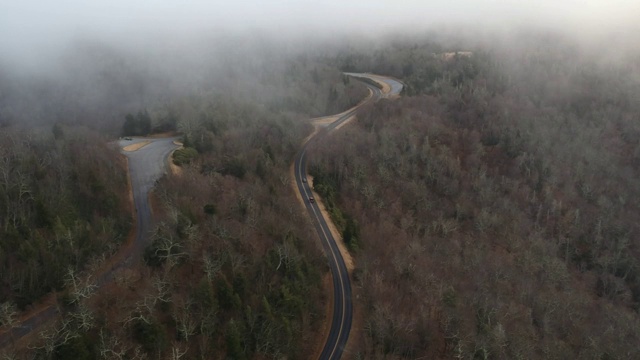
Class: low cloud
1,1,638,72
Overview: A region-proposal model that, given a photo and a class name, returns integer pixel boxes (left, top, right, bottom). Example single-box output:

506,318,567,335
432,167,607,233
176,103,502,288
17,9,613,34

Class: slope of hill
310,34,640,359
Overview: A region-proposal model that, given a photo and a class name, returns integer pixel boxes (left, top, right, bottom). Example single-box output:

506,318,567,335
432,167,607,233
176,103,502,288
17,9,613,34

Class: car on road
124,137,132,140
302,177,307,183
309,197,315,203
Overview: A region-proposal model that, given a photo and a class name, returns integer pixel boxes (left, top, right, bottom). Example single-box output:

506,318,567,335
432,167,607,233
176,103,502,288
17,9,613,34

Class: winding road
295,74,403,360
0,74,403,357
0,137,178,348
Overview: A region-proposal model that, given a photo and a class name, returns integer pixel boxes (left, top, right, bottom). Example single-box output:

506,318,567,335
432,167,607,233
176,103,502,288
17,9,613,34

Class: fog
1,0,639,132
2,0,639,71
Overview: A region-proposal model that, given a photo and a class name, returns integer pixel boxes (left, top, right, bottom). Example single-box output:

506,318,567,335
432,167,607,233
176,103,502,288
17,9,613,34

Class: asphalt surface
0,137,179,348
118,137,180,256
296,74,402,360
344,72,404,98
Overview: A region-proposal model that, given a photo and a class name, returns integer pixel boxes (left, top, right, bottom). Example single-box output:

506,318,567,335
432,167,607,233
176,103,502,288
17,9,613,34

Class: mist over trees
1,4,640,357
0,32,369,358
309,31,640,358
0,35,367,137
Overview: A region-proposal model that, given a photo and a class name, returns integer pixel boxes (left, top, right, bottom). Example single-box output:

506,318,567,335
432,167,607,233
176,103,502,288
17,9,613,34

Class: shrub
173,147,198,165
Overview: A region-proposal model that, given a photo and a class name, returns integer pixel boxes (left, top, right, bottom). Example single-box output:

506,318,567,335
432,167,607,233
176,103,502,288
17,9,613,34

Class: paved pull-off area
297,74,402,360
118,137,180,255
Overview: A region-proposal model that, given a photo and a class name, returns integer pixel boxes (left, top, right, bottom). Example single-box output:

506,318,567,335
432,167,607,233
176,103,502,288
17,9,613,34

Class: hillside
0,127,130,309
2,29,639,360
0,39,369,359
310,34,640,358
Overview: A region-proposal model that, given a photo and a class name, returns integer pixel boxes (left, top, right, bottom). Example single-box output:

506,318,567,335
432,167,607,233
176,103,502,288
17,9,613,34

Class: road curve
0,137,179,348
296,74,402,360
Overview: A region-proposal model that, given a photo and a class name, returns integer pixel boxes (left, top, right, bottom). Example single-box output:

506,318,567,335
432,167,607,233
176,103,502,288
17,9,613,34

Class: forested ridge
0,127,130,309
0,37,368,359
310,33,640,358
109,57,368,358
2,28,639,359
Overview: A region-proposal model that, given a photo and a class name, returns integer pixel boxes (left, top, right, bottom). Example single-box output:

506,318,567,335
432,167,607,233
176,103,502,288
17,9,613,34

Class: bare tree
64,267,97,305
71,304,95,332
275,242,299,271
0,350,17,360
174,311,197,342
98,330,127,360
29,318,78,357
203,253,224,281
0,302,18,330
170,343,189,360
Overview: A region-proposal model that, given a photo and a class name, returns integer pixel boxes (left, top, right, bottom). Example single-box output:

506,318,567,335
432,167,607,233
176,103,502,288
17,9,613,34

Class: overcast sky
1,1,638,69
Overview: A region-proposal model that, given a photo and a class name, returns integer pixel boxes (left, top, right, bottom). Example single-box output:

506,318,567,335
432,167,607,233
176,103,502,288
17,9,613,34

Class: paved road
295,74,402,360
118,137,180,256
344,72,404,98
0,137,178,348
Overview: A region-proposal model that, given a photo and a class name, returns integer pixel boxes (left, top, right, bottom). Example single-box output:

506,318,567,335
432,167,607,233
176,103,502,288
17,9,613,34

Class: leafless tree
71,304,95,332
64,267,97,305
0,302,18,330
170,343,189,360
98,330,127,360
173,300,197,342
29,318,78,357
203,253,224,281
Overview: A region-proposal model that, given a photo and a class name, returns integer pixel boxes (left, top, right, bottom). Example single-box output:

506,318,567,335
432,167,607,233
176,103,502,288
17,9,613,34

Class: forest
1,20,639,360
310,32,640,358
0,126,130,309
0,36,367,358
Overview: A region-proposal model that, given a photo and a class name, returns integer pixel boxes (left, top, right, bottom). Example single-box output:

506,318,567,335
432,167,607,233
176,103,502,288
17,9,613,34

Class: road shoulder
122,140,151,152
